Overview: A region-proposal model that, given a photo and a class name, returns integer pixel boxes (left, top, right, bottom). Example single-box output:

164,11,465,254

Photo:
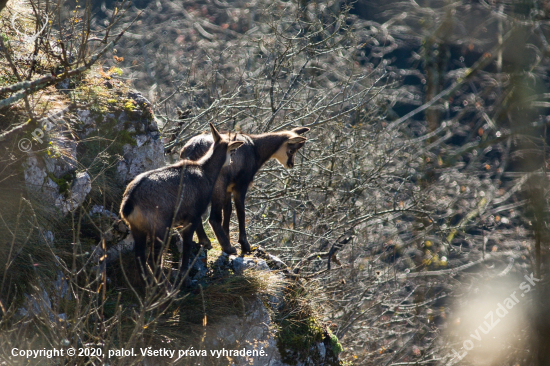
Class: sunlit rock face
24,152,91,216
23,90,164,216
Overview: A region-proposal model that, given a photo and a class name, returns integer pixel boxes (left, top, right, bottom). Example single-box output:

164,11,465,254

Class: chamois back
179,127,310,255
119,123,243,283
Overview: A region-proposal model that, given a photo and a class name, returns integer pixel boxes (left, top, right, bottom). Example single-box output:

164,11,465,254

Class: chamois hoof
240,250,252,257
199,240,212,250
222,246,237,255
239,247,253,256
239,240,252,255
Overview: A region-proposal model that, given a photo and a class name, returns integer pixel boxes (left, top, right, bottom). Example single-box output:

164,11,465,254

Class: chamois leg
179,222,197,287
132,228,148,279
209,192,237,255
234,189,251,254
222,194,232,238
151,226,170,277
195,221,212,250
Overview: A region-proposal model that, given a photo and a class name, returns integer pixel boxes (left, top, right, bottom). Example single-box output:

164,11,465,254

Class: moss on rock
118,130,137,147
46,171,76,196
275,280,342,365
329,331,343,355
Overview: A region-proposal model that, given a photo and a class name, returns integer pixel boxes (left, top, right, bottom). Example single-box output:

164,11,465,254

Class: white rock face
117,133,164,183
115,91,164,183
89,204,118,219
200,298,285,366
23,108,90,216
56,172,92,214
232,257,270,273
76,109,93,125
23,90,165,215
24,155,91,215
43,136,78,177
23,154,47,189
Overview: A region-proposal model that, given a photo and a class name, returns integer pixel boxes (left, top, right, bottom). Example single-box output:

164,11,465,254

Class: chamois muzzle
286,156,295,168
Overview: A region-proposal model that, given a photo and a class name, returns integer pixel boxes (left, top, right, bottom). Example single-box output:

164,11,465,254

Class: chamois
120,123,243,283
180,127,310,255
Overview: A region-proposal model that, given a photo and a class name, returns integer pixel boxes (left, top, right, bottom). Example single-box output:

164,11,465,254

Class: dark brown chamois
120,123,243,283
180,127,310,255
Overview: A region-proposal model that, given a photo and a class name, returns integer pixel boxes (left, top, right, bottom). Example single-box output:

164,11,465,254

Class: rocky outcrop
190,255,340,366
200,298,282,366
24,152,92,216
23,90,164,216
116,130,164,184
113,93,165,184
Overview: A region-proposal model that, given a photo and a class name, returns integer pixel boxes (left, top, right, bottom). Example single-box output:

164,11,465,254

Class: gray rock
18,289,53,319
75,100,164,184
54,270,70,300
148,118,159,132
76,109,94,126
128,91,151,108
23,107,93,216
23,154,47,190
232,257,270,273
103,113,116,123
43,136,77,177
42,230,54,244
191,253,208,280
116,133,164,183
92,231,135,264
265,253,287,269
18,269,70,322
214,252,231,268
317,342,326,359
54,172,92,215
24,155,91,216
56,78,70,90
202,298,284,366
267,273,286,311
117,110,128,124
89,204,118,219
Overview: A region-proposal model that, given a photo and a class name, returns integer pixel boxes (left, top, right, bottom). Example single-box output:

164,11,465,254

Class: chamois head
224,132,242,166
207,123,243,166
272,126,310,168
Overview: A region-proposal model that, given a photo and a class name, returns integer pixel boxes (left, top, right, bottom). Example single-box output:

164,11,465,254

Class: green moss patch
118,129,137,146
278,315,324,357
275,281,342,365
329,331,343,355
46,171,76,196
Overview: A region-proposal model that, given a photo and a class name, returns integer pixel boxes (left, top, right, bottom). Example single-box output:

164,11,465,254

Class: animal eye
289,149,295,154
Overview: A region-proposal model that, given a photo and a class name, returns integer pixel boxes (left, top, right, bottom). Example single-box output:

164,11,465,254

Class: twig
386,27,516,131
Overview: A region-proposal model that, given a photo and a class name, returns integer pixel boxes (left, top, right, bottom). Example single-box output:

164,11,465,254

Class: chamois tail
120,195,135,219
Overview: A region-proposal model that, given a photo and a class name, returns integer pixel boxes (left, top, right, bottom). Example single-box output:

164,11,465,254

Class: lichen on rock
21,67,165,215
23,153,91,215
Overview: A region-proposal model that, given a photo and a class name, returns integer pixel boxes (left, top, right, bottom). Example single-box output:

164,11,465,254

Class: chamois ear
209,123,221,143
291,127,310,135
287,136,307,144
228,141,244,151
